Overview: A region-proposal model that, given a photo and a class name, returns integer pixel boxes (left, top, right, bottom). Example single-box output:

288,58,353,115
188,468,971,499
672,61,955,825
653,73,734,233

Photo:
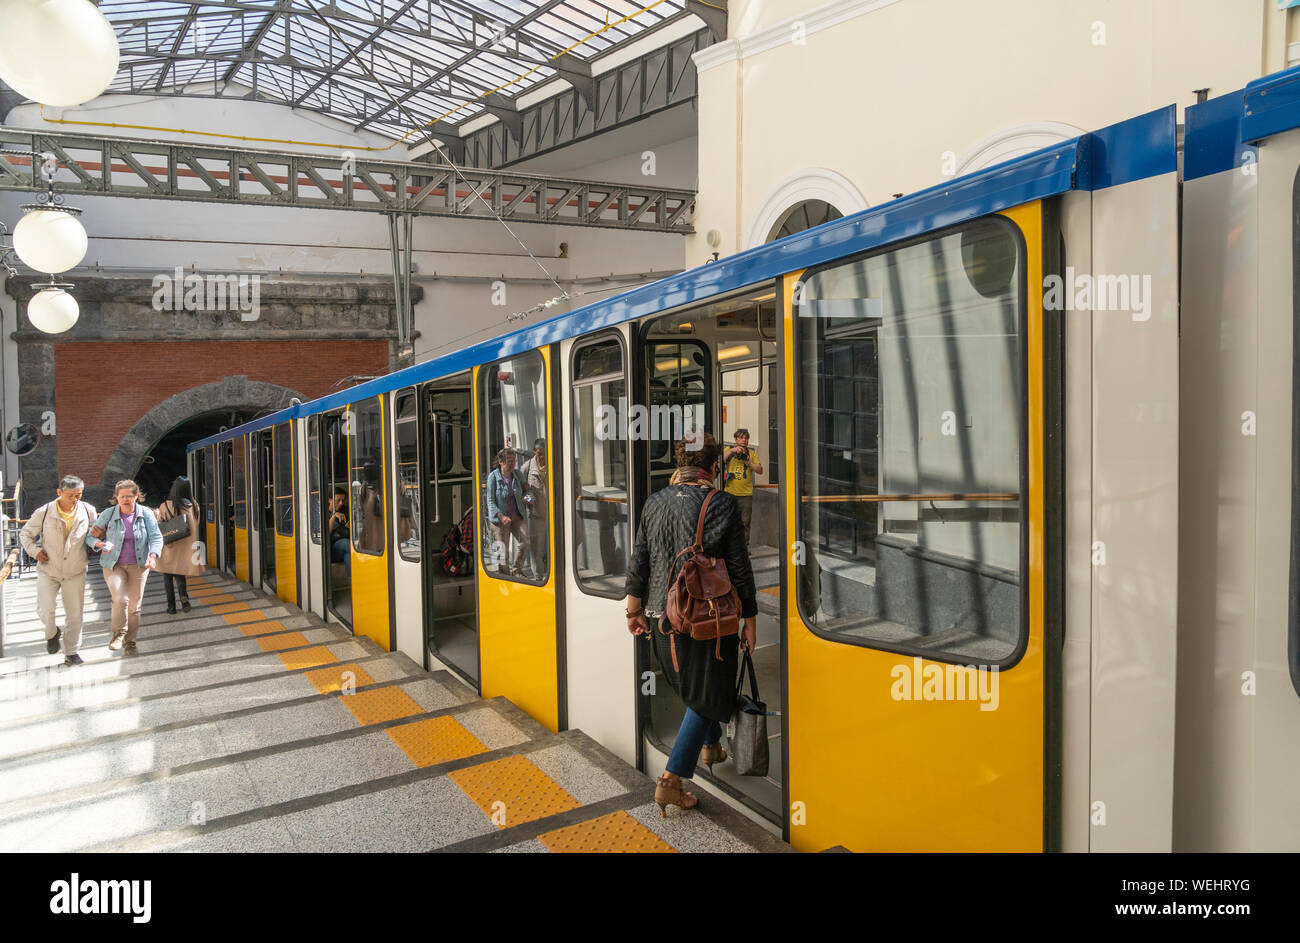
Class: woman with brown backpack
625,433,757,816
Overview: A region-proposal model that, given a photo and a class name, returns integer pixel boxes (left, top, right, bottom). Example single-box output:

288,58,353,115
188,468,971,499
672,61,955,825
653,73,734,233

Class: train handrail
800,493,1019,503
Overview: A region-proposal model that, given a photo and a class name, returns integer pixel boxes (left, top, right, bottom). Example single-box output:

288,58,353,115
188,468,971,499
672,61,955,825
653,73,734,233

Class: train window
232,436,247,529
572,337,629,597
348,398,385,556
307,416,321,544
480,350,549,584
795,218,1025,665
203,446,214,523
273,423,293,538
395,390,421,562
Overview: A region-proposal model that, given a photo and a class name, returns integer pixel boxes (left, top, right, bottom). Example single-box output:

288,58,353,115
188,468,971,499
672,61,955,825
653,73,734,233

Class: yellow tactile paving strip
339,686,424,725
211,601,250,614
386,715,487,767
223,610,267,625
538,810,677,853
239,619,289,637
304,662,374,694
257,632,309,652
277,646,340,671
195,592,236,605
759,586,780,597
449,754,580,829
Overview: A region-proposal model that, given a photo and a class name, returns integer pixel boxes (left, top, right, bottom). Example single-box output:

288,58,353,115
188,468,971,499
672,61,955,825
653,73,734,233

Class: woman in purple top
87,479,164,656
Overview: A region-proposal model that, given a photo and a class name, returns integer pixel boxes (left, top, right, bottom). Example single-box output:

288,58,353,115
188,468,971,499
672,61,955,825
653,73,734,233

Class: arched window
768,199,844,242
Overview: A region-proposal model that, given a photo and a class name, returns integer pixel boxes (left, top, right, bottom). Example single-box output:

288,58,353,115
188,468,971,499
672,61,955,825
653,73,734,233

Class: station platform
0,568,792,853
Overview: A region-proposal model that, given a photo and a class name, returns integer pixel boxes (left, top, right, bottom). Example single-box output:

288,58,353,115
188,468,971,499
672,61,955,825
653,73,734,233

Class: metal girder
461,28,709,169
685,0,727,41
0,126,695,233
351,0,571,133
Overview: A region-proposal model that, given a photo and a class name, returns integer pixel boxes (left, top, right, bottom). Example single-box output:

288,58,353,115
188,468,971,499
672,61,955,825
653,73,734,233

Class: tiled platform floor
0,567,791,853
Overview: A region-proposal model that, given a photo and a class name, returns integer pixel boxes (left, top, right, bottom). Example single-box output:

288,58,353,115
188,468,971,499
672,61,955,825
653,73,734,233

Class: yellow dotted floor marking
538,810,677,853
339,686,424,725
304,662,374,694
257,632,309,652
277,645,339,671
759,586,781,597
194,592,236,604
223,610,267,625
238,619,289,637
386,715,487,767
448,754,580,829
211,601,250,614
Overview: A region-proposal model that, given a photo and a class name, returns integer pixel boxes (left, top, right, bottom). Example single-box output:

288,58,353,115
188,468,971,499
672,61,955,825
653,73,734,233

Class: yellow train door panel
346,397,392,650
273,422,298,607
474,350,560,732
783,203,1047,852
233,435,250,583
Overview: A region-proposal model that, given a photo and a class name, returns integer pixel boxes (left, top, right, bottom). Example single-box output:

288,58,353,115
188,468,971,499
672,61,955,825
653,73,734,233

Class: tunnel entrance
133,409,258,505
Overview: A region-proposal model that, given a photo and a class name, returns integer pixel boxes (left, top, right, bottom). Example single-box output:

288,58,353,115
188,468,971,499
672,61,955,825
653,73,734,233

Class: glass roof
97,1,691,142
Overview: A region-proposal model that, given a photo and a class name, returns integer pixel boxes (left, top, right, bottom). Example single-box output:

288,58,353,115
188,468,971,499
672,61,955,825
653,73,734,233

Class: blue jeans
331,538,350,570
666,707,721,778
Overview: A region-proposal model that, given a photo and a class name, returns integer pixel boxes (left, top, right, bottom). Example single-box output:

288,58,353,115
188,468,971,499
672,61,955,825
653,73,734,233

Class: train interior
254,428,277,593
222,438,238,572
639,287,784,817
421,377,478,684
321,409,353,627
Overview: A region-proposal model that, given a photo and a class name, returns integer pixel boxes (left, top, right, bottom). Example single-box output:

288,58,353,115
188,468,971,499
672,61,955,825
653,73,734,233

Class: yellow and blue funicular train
189,68,1300,852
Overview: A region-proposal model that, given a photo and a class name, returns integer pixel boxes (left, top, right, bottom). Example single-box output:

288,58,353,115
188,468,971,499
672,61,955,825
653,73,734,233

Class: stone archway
89,376,304,508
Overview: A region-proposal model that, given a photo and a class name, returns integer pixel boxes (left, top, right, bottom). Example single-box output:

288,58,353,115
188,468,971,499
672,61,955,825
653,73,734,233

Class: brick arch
89,376,304,508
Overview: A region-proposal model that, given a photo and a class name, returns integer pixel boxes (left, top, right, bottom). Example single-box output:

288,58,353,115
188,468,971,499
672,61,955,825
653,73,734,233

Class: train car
183,69,1300,852
1174,71,1300,852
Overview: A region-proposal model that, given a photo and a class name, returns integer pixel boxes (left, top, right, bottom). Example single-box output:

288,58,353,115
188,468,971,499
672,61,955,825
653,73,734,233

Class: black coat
625,484,757,722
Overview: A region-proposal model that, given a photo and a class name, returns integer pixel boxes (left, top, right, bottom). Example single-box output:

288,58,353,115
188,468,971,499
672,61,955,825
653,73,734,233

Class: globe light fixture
0,0,120,107
12,206,87,275
26,283,79,334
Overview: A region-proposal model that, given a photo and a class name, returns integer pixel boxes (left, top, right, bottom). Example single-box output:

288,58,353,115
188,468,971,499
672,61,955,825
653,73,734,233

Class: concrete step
0,668,475,810
0,693,535,852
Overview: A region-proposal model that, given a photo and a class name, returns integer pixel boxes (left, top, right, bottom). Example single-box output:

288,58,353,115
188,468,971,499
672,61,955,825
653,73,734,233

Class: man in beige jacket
19,475,97,666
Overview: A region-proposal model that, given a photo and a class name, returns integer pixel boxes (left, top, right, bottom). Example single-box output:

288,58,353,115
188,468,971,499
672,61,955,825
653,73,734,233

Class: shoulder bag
730,652,769,777
157,501,190,545
661,489,741,671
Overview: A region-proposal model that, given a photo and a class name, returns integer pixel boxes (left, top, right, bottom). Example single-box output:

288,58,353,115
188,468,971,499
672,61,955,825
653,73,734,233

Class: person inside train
356,457,384,554
521,437,548,579
329,486,350,570
485,447,528,578
625,433,757,816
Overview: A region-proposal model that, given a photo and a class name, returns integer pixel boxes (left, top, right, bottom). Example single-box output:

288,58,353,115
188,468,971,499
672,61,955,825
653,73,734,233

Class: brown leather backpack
662,489,741,671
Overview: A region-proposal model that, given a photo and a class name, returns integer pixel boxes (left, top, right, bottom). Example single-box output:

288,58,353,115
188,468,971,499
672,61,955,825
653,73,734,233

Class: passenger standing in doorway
87,480,163,656
723,429,763,547
521,438,549,580
154,476,204,614
19,476,97,666
625,434,757,815
485,448,528,578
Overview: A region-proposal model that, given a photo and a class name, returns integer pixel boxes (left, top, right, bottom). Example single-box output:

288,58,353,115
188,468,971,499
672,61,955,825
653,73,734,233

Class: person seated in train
520,437,548,579
485,447,528,578
329,486,350,569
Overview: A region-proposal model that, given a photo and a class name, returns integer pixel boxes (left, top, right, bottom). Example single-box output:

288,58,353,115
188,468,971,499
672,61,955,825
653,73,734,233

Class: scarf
669,465,715,486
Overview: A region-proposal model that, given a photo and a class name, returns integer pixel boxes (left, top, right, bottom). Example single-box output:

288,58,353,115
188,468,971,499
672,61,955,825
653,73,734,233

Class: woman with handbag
154,476,204,614
624,434,757,815
86,479,164,656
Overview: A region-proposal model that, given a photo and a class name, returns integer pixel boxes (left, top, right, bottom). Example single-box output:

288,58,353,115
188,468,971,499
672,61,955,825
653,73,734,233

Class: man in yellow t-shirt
723,428,763,547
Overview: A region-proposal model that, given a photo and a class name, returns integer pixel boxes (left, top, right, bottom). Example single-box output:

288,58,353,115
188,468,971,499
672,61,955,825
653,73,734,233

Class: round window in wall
768,200,844,242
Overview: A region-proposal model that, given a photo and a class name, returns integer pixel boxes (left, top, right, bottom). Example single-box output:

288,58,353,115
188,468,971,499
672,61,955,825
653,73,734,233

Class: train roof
1185,62,1300,181
188,102,1177,453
